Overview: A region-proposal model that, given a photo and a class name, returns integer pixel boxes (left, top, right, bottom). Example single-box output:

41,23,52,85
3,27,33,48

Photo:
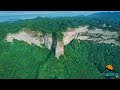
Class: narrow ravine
5,26,120,59
34,33,57,79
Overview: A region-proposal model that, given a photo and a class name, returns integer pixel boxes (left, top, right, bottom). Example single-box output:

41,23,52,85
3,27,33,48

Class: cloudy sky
0,11,119,16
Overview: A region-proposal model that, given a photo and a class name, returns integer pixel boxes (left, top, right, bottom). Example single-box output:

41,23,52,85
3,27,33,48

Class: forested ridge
0,12,120,79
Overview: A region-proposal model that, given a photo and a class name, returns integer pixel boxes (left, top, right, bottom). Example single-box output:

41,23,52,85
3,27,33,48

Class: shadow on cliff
34,32,57,79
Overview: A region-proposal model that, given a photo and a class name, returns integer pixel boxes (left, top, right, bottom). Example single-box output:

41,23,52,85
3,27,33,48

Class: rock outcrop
5,26,120,59
43,33,52,50
55,41,64,59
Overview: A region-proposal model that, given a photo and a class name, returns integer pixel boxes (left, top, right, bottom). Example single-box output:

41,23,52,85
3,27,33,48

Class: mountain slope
1,13,120,79
88,12,120,20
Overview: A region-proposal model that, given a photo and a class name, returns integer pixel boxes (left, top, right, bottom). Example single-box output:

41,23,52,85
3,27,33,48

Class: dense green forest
0,14,120,79
1,15,120,41
1,39,120,79
1,15,120,38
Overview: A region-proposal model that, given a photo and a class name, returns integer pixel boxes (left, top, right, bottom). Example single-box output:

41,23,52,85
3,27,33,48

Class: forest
0,13,120,79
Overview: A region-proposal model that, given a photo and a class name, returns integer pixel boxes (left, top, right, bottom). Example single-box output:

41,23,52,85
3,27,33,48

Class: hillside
0,12,120,79
88,12,120,20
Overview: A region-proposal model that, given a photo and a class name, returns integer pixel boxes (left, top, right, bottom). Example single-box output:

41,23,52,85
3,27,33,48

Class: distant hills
0,11,120,23
87,12,120,20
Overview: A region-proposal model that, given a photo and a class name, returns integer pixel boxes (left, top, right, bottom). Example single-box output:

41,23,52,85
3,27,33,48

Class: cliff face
55,41,64,59
43,33,52,50
5,26,120,59
5,28,62,59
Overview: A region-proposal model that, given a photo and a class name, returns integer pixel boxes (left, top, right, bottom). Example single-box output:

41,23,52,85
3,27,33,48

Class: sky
0,11,119,22
0,11,119,16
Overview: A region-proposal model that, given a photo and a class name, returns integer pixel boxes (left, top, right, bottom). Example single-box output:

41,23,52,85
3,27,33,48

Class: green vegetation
0,40,49,79
1,39,120,79
0,15,120,79
56,32,63,41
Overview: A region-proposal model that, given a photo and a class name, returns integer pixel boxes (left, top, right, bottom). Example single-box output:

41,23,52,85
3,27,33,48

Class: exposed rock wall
5,26,120,59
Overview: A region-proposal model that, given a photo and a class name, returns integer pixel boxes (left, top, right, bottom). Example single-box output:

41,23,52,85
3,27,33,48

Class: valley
0,11,120,79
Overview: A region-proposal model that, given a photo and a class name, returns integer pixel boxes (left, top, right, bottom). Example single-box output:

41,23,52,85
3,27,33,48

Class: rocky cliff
5,26,120,59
